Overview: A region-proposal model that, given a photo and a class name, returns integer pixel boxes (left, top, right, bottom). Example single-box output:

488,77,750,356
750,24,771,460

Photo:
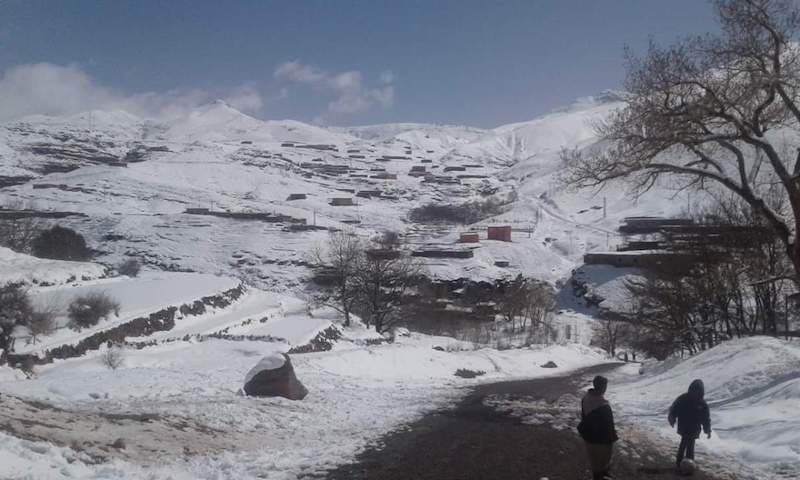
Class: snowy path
0,339,607,479
322,364,744,480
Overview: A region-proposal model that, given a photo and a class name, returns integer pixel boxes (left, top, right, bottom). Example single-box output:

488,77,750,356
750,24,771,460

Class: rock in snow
540,361,558,368
243,353,308,400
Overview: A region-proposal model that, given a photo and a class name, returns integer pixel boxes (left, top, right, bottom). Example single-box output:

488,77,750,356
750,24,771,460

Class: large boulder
243,353,308,400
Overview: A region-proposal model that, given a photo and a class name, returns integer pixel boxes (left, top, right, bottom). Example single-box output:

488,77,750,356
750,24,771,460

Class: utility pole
603,197,607,219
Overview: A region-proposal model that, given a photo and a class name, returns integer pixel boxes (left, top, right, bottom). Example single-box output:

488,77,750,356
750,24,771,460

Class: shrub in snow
27,309,55,344
18,356,35,378
117,258,141,277
101,344,125,370
0,282,33,353
68,292,120,330
32,225,91,261
454,368,485,378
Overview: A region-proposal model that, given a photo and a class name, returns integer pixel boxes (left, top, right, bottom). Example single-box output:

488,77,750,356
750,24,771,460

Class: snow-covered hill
0,92,697,291
1,94,794,480
613,336,800,478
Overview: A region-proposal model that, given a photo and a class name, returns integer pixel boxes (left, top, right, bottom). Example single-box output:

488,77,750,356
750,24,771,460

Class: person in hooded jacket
578,375,618,480
668,379,711,467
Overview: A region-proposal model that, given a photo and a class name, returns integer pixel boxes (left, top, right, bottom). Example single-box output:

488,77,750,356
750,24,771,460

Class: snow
0,92,684,290
0,247,107,286
610,336,800,478
0,328,605,479
244,352,287,384
16,272,240,353
2,94,798,480
568,264,645,311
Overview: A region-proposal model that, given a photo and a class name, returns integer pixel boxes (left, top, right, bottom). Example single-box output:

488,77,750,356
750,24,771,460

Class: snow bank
314,334,605,382
0,431,161,480
568,264,644,311
612,336,800,477
0,247,106,286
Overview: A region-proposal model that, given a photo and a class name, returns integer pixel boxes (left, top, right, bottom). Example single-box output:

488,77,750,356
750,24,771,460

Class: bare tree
354,249,422,334
496,275,528,332
563,0,800,280
0,201,45,254
592,310,633,358
0,283,33,358
310,231,364,327
523,281,557,332
28,310,56,344
101,344,125,370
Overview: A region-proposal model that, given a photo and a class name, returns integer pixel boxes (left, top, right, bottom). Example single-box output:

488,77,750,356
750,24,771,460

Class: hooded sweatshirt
578,388,619,444
668,379,711,438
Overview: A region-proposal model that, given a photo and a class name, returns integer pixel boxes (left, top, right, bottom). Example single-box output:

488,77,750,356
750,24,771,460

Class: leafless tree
27,310,56,344
0,200,45,254
101,344,125,370
0,283,33,358
523,281,557,332
495,276,557,335
354,249,422,334
615,197,790,359
310,231,364,327
563,0,800,280
496,275,528,332
592,311,632,358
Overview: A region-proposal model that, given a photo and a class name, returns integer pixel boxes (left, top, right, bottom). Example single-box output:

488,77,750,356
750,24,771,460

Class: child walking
668,379,711,468
578,375,618,480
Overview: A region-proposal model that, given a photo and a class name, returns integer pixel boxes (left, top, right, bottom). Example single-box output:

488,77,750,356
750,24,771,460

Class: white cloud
223,84,264,113
273,60,395,117
0,63,265,123
274,60,326,84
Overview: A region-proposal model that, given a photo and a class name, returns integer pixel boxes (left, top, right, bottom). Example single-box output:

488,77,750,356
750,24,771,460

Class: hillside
0,93,697,292
1,95,796,480
613,336,800,477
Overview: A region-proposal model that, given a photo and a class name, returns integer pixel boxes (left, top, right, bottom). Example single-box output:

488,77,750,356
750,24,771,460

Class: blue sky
0,1,717,127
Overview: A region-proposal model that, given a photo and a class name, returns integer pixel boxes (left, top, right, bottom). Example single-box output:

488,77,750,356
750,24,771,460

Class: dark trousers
585,442,613,480
677,435,696,464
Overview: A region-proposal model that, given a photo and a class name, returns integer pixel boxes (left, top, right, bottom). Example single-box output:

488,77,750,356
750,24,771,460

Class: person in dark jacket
668,379,711,467
578,375,619,480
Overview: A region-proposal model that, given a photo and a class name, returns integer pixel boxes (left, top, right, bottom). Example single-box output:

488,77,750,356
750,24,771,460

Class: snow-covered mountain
0,94,691,290
1,95,796,480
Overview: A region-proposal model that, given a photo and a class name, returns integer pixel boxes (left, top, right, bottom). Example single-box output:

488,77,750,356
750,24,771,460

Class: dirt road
318,364,737,480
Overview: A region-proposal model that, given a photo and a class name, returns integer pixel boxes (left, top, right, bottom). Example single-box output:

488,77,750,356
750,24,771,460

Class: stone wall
8,284,246,367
